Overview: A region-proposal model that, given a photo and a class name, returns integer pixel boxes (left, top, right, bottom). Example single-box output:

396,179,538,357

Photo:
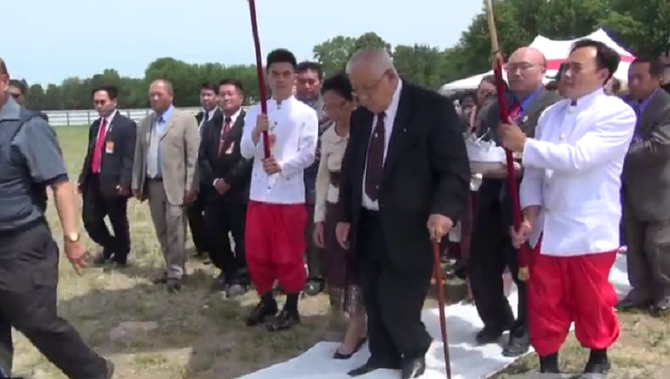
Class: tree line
20,0,670,111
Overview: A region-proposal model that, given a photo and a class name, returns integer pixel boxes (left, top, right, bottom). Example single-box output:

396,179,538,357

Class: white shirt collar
223,108,242,124
102,109,117,125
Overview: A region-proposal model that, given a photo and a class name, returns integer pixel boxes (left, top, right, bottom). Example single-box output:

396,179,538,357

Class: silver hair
346,49,397,75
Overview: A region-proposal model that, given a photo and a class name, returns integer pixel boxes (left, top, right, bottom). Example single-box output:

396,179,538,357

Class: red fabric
245,201,307,295
218,118,232,156
528,239,619,356
91,118,107,173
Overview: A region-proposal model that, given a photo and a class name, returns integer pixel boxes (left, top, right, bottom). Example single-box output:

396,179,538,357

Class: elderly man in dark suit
619,57,670,316
468,47,561,357
336,49,470,378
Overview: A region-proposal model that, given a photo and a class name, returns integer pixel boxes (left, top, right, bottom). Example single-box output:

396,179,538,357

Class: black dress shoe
475,326,506,345
166,278,182,293
401,357,426,379
347,360,400,377
226,284,247,299
651,298,670,316
104,359,115,379
502,330,530,357
304,278,325,296
616,297,652,311
246,300,278,327
267,308,300,331
333,337,367,360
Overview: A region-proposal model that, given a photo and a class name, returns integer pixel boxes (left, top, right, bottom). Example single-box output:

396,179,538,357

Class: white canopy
439,28,635,93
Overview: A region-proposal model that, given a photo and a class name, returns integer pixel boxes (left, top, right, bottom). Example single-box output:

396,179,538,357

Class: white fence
44,107,202,127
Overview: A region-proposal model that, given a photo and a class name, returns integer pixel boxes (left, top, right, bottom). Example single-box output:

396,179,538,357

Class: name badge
105,141,114,154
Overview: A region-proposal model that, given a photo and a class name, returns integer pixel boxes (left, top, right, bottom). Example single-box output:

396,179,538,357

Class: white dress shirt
240,97,318,204
519,88,636,256
97,109,117,137
314,124,349,222
362,80,403,211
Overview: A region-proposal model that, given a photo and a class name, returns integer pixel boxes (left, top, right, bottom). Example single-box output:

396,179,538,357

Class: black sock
588,348,607,362
284,293,299,310
539,352,559,373
261,291,275,305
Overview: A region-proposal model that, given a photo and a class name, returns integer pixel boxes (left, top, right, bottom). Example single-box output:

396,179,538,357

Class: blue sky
1,0,482,86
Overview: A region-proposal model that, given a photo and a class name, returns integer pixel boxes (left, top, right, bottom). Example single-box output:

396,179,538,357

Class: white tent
439,28,635,93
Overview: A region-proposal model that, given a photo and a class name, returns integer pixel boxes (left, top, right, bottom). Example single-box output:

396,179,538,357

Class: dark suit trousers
82,175,130,262
204,198,249,284
357,209,433,363
623,200,670,301
0,221,107,378
468,196,527,332
187,187,208,253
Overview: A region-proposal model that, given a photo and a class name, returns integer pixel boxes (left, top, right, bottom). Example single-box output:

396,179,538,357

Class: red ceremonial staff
484,0,529,280
247,0,271,159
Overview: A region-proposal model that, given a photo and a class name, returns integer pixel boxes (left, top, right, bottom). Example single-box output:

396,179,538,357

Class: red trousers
245,201,307,295
528,243,619,356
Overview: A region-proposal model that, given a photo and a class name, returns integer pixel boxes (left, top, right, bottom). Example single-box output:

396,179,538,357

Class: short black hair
545,81,558,91
201,82,218,93
321,73,353,101
631,56,665,78
460,91,477,103
91,85,118,100
266,48,297,70
480,75,495,86
609,77,622,93
8,79,27,94
570,39,620,83
296,61,323,80
219,78,244,94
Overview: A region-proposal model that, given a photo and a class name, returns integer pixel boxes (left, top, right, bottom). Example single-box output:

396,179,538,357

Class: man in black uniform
0,58,113,378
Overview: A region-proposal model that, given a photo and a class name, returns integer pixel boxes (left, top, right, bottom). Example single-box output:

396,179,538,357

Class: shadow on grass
55,262,342,379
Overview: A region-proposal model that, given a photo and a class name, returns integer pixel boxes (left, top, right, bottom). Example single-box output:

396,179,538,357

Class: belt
329,171,341,188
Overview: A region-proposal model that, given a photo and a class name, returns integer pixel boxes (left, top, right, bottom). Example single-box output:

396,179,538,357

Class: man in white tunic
240,48,319,331
501,39,636,375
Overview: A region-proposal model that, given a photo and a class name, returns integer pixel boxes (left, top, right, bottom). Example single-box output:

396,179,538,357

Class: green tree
393,44,454,89
312,36,357,76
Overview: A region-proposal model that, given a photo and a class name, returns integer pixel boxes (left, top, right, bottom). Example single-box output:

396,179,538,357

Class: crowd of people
0,35,668,379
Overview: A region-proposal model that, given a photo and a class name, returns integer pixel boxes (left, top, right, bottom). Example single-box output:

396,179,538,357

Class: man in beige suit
619,57,670,315
132,79,200,292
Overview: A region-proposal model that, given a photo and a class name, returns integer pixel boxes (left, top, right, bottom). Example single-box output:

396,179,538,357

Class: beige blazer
131,108,200,205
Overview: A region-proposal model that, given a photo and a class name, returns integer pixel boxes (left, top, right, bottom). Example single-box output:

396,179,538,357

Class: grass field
11,126,670,378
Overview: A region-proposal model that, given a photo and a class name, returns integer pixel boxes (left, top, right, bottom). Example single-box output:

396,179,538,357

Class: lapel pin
522,115,528,123
559,133,566,140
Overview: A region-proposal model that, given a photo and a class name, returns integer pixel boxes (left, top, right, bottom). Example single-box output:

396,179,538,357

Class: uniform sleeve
240,105,261,159
522,103,636,172
13,118,68,185
627,102,670,165
519,111,546,209
279,109,318,177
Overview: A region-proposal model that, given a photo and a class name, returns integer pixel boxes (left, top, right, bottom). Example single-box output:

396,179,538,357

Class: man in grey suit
295,61,334,295
619,57,670,315
468,47,561,357
132,79,200,292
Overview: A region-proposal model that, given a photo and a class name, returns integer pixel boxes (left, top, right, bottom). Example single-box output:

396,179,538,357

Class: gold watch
65,232,80,243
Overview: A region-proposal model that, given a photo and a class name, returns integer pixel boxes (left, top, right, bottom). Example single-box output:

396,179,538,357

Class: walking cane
483,0,529,281
432,240,452,379
247,0,271,159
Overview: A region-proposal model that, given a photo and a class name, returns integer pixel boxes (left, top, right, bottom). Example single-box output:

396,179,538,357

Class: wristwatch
64,232,80,243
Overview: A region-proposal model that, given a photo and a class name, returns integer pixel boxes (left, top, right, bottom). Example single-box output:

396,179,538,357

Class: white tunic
241,97,318,204
519,88,636,256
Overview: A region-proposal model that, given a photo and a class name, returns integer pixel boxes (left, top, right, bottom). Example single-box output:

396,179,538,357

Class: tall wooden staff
484,0,529,280
247,0,270,158
432,241,452,379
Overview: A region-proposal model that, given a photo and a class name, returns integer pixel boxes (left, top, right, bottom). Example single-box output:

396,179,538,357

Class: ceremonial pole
432,241,452,379
247,0,271,159
483,0,529,280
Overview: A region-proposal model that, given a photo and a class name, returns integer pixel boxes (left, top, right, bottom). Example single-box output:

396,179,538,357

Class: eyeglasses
352,73,387,98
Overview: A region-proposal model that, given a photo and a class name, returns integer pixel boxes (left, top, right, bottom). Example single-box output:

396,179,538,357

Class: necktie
91,118,107,173
365,112,385,201
509,101,522,122
218,117,232,156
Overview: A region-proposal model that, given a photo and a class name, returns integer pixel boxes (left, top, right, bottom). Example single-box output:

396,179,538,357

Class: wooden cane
483,0,529,281
432,240,452,379
247,0,271,159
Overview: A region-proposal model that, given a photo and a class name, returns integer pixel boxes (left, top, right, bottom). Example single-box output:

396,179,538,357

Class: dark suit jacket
198,110,252,203
623,89,670,221
195,108,222,129
476,88,561,226
78,112,137,198
338,82,471,272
